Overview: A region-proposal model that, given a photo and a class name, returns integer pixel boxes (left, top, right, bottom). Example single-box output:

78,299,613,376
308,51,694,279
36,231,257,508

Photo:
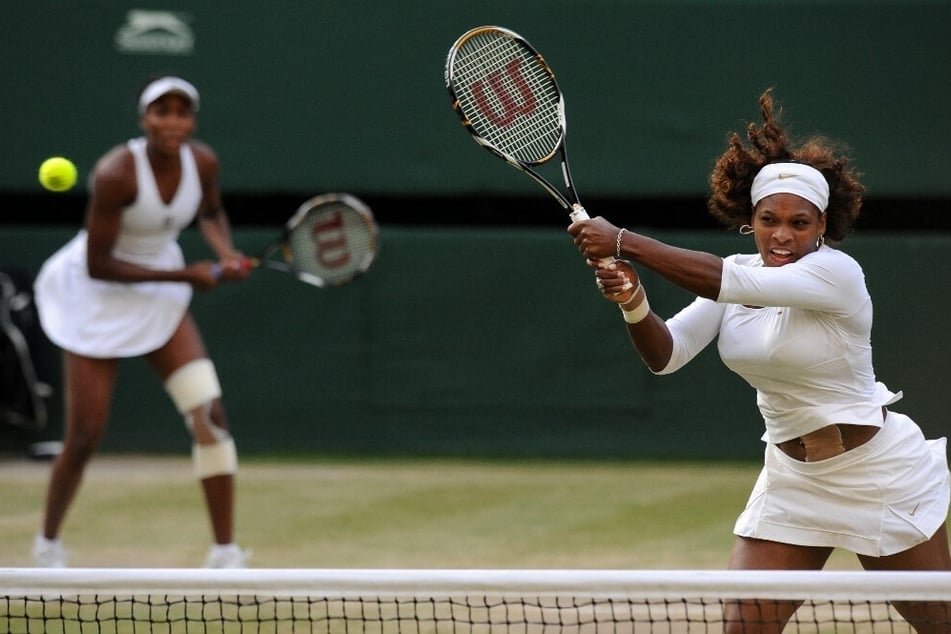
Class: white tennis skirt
34,232,192,358
734,410,950,557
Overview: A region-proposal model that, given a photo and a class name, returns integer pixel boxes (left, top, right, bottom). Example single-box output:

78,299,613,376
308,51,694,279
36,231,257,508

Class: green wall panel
3,1,950,197
2,226,948,459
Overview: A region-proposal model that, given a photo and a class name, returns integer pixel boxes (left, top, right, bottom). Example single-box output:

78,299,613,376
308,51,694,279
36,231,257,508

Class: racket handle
241,256,260,271
568,204,589,222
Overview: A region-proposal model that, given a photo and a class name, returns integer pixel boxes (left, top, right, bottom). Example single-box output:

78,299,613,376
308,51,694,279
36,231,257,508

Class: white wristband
621,296,651,324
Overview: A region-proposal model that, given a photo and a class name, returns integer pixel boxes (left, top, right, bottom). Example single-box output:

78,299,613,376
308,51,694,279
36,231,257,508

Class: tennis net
2,568,950,633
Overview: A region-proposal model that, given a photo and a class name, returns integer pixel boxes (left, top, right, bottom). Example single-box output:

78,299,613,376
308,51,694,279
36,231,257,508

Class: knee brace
191,437,237,479
164,359,236,478
164,359,222,415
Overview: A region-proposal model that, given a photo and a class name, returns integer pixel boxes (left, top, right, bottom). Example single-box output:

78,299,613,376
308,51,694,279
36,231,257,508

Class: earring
739,224,754,235
816,234,825,249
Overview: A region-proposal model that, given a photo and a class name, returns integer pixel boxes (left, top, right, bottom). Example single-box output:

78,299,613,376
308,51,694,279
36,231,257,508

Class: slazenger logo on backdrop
115,10,194,55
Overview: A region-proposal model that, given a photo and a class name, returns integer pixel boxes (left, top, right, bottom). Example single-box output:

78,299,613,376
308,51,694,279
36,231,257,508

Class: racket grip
241,256,259,271
568,204,590,222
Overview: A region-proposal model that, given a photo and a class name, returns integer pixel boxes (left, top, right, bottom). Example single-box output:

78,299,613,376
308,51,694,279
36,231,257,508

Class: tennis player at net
568,89,950,633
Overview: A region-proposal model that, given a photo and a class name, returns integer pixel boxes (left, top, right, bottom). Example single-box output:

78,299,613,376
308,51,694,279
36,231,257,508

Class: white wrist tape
621,296,651,324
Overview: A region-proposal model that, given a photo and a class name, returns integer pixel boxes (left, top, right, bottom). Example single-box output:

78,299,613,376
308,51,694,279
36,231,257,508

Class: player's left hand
594,260,639,305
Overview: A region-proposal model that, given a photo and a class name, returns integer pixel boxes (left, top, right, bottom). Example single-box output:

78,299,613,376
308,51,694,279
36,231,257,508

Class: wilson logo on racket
446,26,596,224
311,212,351,268
470,59,536,127
244,193,378,288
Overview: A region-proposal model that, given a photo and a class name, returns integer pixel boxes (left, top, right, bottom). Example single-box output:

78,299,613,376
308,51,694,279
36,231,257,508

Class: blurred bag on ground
1,269,53,432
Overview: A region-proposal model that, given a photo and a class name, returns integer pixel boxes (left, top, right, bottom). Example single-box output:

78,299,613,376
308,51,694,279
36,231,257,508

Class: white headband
138,77,200,116
751,162,830,212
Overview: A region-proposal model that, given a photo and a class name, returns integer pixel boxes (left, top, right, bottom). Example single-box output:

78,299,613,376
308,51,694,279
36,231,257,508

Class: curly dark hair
706,89,864,243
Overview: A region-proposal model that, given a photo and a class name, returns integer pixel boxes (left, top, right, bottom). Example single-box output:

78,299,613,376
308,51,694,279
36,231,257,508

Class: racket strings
451,33,562,163
286,203,377,286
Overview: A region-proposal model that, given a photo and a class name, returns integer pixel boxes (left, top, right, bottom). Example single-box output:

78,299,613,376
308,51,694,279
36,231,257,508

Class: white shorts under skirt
734,411,949,557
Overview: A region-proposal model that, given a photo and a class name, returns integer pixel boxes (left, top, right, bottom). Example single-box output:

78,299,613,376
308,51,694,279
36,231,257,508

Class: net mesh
449,28,563,164
3,569,950,633
286,196,378,287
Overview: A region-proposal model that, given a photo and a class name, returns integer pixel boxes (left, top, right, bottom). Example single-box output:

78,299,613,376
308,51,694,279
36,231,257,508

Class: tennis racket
243,193,379,288
445,25,593,226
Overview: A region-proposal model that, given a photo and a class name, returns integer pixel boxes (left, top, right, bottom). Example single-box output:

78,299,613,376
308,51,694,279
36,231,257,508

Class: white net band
3,568,950,633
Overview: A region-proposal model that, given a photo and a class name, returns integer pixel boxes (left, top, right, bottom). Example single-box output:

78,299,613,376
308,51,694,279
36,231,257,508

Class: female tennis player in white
568,89,950,633
32,76,252,568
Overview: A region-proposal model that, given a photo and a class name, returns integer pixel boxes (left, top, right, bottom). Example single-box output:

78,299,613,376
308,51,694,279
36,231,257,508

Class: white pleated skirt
734,410,949,556
34,232,192,359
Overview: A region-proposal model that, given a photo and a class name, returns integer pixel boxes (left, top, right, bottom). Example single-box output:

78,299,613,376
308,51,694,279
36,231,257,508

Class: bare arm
192,142,237,258
569,216,726,372
191,142,248,282
591,260,674,372
568,216,723,300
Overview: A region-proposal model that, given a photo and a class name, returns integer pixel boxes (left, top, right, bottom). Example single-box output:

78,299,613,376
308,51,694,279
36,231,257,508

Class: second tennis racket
244,193,379,288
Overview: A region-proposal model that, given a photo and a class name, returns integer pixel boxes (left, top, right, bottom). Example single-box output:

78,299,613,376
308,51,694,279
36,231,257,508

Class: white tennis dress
34,138,202,359
658,246,950,556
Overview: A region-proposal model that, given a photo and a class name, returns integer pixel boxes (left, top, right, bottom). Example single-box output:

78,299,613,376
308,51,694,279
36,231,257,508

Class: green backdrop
3,0,950,458
3,0,950,198
1,226,949,459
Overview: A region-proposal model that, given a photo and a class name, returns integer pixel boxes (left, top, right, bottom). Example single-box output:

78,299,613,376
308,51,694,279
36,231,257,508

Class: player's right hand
567,215,620,262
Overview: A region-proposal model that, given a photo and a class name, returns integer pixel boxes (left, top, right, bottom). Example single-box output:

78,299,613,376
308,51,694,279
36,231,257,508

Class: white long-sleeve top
656,245,900,444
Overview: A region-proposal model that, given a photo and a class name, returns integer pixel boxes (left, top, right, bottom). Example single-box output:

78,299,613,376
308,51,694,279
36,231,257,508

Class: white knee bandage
192,437,238,479
164,359,222,414
166,360,235,478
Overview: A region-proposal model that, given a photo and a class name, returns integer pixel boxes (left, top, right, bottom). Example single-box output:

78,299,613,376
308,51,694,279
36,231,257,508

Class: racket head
279,193,379,287
446,26,566,167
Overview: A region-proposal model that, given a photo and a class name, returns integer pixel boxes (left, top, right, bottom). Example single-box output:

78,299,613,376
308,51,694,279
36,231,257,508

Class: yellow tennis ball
38,157,78,192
